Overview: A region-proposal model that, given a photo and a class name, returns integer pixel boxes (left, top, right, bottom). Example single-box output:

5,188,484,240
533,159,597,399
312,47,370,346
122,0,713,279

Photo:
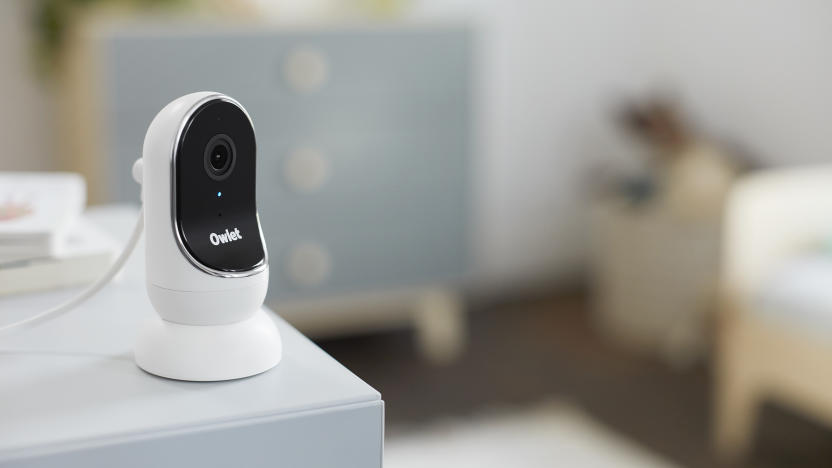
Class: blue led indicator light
217,191,222,198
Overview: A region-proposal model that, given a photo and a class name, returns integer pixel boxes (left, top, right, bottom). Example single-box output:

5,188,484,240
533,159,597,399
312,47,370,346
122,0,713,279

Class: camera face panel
174,98,266,273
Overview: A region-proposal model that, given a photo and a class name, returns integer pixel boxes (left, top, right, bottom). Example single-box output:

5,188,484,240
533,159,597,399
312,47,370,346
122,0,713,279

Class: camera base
134,309,282,381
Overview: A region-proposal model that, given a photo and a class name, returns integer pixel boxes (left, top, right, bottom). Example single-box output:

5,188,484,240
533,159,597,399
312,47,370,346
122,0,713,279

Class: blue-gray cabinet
92,24,471,302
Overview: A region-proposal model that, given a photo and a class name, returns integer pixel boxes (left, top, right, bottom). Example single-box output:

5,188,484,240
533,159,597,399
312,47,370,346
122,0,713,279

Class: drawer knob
285,47,329,93
287,242,332,287
284,147,330,193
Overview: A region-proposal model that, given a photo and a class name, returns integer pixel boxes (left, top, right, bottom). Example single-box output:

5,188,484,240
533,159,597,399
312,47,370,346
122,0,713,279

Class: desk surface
0,206,381,459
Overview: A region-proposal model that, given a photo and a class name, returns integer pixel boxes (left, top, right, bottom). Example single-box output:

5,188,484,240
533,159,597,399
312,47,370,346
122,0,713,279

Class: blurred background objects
3,0,832,466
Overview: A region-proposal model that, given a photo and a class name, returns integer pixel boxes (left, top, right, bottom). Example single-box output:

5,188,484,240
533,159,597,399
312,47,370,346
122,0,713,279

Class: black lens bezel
203,134,237,180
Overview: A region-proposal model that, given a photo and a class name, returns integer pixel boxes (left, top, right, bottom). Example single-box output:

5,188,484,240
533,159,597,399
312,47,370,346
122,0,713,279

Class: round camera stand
134,308,282,381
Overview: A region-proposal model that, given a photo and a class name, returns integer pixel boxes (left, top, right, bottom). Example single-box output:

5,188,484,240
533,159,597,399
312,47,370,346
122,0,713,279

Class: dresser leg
413,288,466,364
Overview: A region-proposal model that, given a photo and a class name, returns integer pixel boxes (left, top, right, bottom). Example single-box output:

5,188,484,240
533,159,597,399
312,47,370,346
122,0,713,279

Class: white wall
416,0,832,287
650,1,832,166
469,0,660,285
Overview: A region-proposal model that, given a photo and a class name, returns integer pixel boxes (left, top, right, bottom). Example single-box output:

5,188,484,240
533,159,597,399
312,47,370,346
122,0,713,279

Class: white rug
384,401,680,468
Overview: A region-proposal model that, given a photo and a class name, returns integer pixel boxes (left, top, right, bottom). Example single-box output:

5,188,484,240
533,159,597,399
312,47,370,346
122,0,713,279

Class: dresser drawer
258,130,466,216
106,27,470,109
263,215,467,299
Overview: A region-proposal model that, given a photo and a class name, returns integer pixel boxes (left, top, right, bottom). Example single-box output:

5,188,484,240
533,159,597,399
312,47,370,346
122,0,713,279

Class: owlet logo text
209,228,243,246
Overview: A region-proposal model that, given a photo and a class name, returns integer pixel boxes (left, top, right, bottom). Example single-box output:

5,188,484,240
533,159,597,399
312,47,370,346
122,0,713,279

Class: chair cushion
755,254,832,334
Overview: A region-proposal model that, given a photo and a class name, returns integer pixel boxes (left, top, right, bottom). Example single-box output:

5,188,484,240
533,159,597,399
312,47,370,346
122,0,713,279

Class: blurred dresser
60,21,472,360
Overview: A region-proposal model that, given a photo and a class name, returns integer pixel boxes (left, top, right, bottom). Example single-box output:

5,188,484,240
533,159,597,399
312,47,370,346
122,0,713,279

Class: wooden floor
317,292,832,468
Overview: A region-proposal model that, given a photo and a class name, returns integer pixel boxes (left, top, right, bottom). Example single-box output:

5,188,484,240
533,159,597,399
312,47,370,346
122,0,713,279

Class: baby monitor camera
133,92,281,381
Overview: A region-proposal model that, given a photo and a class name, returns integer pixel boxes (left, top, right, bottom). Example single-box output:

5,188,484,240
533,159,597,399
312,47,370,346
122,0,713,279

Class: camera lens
210,143,230,172
203,134,236,180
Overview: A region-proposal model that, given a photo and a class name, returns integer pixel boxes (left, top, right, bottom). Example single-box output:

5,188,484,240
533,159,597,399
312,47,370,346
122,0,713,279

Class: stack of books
0,172,117,296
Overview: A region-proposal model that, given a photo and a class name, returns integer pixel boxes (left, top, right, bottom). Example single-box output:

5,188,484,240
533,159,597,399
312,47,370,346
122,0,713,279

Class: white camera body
134,92,281,381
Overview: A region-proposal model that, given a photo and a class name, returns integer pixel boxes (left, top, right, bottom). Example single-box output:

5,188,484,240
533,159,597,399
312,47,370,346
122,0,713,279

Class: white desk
0,207,384,467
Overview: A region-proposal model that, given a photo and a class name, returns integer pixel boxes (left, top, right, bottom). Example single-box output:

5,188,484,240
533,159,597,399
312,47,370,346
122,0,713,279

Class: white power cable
0,208,144,336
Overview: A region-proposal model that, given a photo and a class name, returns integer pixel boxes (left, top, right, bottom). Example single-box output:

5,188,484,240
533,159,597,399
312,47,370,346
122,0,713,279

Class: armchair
716,165,832,460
